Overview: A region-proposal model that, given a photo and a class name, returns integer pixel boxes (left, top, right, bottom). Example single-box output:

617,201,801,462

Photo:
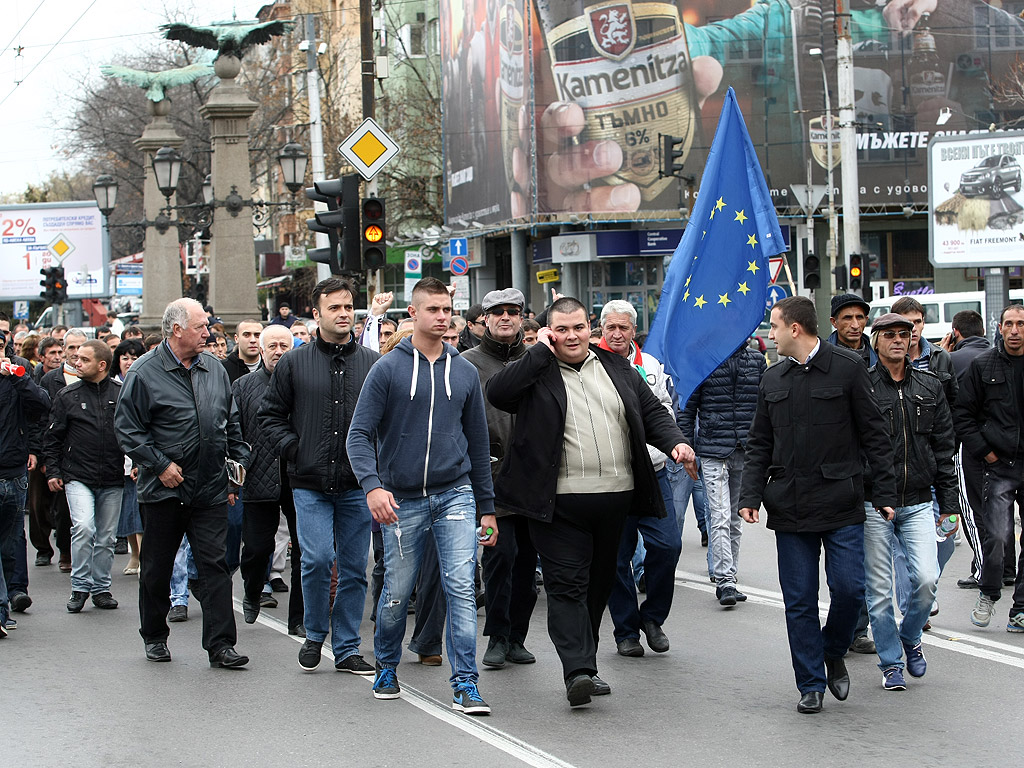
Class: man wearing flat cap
739,296,896,714
462,288,540,670
827,293,876,367
861,313,959,693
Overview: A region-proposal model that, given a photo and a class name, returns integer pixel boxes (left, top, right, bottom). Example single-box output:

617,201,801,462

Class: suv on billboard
959,153,1022,197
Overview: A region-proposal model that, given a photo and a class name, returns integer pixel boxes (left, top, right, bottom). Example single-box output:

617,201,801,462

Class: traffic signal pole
837,0,862,295
361,0,382,298
305,13,331,281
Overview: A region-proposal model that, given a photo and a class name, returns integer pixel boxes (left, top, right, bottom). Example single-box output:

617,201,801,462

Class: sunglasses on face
880,329,911,339
487,307,522,317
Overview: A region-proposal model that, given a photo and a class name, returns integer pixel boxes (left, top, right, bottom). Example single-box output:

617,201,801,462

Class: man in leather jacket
115,298,250,668
863,313,959,692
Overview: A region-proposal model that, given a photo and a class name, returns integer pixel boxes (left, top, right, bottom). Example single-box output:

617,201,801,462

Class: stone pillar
200,55,260,329
510,229,529,298
135,101,185,334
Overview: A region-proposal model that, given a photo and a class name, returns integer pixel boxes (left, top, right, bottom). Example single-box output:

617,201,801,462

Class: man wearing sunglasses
863,313,959,692
462,289,538,670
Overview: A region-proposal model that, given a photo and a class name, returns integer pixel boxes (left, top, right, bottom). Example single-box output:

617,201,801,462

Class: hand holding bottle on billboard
883,0,937,33
523,55,723,214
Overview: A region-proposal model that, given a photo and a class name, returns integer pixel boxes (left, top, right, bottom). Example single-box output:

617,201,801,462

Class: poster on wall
441,0,1024,224
0,202,107,300
929,130,1024,268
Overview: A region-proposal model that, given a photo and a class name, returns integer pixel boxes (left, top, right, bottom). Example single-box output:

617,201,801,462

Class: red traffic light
362,199,383,220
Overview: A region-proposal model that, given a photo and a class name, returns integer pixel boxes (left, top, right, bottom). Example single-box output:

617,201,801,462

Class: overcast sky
0,0,262,198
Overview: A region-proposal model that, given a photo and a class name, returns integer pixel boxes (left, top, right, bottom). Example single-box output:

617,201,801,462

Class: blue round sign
450,257,469,275
765,283,790,310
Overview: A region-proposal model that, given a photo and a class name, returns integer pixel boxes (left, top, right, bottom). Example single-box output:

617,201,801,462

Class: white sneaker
971,593,996,627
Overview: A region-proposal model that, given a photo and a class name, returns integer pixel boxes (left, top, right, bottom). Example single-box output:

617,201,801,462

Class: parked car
868,289,1024,341
959,154,1022,198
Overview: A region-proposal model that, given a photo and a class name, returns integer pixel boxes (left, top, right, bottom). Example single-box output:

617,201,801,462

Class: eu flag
645,88,786,408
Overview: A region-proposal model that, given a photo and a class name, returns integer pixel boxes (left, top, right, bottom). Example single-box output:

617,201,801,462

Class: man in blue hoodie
347,276,497,716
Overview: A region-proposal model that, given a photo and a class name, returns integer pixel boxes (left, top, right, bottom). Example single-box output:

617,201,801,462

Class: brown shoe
418,654,442,666
58,560,72,573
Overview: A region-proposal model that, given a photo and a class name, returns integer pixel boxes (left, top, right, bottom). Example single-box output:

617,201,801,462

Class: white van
867,290,1024,341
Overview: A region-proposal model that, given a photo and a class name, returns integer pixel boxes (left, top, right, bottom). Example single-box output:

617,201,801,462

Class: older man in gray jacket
115,298,250,668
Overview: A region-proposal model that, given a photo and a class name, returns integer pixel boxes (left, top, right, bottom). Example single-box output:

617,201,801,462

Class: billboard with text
442,0,1024,225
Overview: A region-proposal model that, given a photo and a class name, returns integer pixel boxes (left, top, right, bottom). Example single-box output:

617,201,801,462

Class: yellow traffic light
364,224,383,243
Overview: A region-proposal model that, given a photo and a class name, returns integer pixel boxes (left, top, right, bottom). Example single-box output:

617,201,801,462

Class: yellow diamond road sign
49,233,75,263
339,118,400,181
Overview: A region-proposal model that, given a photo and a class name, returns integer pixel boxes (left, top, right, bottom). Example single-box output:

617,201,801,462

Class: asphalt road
6,514,1023,768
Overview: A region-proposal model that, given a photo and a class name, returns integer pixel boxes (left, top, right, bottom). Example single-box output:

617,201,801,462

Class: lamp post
809,47,839,295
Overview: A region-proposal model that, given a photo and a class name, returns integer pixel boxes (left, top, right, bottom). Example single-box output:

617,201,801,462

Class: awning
256,275,291,289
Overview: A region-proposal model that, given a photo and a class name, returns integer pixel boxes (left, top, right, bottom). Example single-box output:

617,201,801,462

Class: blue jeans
775,524,866,694
608,468,681,641
292,487,371,663
892,492,953,615
64,482,123,594
701,451,745,585
864,502,938,671
666,457,708,537
375,485,479,687
0,474,28,596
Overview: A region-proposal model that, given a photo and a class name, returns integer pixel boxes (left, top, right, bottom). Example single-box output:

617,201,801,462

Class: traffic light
39,267,53,302
803,253,820,290
361,197,386,270
660,134,685,178
833,264,848,291
849,253,864,291
304,175,361,274
53,267,67,303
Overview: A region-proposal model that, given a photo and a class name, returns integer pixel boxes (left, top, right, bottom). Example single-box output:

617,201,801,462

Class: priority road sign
338,118,401,180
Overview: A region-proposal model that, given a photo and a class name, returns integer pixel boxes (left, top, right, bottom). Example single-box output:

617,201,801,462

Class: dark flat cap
830,293,870,318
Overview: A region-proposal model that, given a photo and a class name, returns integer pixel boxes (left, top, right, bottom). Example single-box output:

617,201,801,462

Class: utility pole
361,0,382,297
305,13,331,281
836,0,861,290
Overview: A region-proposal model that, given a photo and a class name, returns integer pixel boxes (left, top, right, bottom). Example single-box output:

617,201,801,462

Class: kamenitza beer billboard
441,0,1024,225
929,130,1024,268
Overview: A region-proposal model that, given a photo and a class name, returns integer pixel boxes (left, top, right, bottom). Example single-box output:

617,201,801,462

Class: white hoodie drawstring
443,353,452,400
410,350,419,400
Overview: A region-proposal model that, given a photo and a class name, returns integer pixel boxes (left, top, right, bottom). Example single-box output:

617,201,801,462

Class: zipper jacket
44,375,125,487
868,359,959,513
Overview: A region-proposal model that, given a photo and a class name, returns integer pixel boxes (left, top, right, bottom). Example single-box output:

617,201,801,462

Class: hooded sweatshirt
346,336,495,517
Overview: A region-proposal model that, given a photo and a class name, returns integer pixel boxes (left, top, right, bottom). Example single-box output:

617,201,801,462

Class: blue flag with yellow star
645,87,785,408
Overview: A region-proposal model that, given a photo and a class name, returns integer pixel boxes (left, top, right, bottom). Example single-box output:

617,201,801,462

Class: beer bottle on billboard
909,15,945,112
535,0,700,202
500,0,527,199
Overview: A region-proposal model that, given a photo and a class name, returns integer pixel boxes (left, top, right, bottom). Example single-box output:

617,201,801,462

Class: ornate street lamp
152,146,183,199
92,174,118,217
278,142,308,194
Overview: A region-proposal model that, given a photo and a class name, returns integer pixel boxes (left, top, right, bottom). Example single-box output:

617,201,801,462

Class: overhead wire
0,0,48,60
0,0,100,108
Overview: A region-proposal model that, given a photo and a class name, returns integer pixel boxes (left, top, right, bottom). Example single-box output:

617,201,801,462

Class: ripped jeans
374,484,480,688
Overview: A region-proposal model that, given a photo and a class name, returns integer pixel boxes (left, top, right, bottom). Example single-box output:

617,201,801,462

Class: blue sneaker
902,641,927,678
1007,613,1024,633
372,664,401,700
882,667,907,691
452,682,491,715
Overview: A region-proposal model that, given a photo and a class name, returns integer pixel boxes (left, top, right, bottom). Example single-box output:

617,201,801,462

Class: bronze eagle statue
161,19,295,60
98,62,216,102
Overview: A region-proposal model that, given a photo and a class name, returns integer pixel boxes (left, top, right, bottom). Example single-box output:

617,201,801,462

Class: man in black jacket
0,337,49,627
259,278,380,674
222,319,263,384
115,298,250,668
487,297,695,708
43,340,125,613
863,314,959,692
462,287,537,669
941,310,1008,591
233,324,303,634
954,304,1024,632
739,297,896,715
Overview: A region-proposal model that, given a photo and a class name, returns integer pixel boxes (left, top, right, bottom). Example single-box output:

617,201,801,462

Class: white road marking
675,569,1024,669
232,598,579,768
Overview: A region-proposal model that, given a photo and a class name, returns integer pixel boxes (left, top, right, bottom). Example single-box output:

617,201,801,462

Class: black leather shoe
145,642,171,662
565,674,596,707
288,624,306,637
824,656,850,701
210,647,249,668
616,637,644,657
91,592,118,609
591,675,611,696
1004,576,1017,587
957,576,979,589
34,554,52,566
642,620,670,653
242,595,260,624
67,591,88,613
797,691,824,714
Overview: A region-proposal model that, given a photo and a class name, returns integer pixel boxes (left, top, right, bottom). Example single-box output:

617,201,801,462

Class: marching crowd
0,281,1021,715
